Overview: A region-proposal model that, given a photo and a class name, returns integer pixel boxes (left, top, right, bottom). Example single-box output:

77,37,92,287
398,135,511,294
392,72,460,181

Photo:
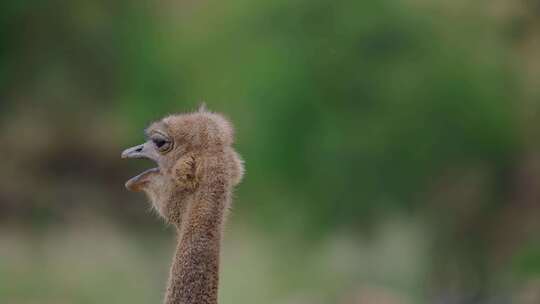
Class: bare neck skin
165,184,228,304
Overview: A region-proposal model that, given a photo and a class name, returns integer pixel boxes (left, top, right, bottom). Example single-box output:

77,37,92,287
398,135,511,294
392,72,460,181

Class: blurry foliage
0,0,525,237
0,0,526,231
514,243,540,277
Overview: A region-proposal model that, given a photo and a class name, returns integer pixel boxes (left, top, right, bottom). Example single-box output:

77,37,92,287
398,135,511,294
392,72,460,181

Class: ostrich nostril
121,144,147,159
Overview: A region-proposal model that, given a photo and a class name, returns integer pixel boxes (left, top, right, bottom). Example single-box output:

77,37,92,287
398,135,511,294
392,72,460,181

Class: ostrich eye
151,134,173,153
153,138,166,148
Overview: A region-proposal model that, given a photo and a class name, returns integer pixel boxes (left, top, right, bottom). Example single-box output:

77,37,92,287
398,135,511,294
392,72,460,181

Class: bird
121,105,244,304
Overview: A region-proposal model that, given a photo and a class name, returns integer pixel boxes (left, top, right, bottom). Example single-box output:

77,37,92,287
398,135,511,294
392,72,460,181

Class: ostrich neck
164,188,227,304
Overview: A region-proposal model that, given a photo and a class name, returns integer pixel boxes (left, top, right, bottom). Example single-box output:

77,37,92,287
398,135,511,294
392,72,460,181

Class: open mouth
121,144,161,191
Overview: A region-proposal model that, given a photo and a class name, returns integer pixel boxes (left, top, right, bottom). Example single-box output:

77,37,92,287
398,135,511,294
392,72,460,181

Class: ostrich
121,106,244,304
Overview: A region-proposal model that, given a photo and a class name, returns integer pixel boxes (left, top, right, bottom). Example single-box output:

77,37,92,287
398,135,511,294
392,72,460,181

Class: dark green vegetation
1,0,539,303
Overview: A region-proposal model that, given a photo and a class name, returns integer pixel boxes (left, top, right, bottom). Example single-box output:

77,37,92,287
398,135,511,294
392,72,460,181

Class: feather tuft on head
198,102,208,113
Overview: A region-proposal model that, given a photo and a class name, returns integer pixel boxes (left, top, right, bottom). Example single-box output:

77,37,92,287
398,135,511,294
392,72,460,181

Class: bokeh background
1,0,540,303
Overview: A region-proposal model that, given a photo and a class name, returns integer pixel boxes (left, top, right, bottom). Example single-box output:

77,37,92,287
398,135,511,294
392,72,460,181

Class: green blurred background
1,0,539,303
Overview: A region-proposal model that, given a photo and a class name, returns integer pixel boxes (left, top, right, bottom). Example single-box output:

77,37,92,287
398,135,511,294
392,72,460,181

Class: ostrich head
121,106,243,224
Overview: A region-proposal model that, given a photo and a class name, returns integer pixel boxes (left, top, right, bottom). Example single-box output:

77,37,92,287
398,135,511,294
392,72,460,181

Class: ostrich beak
121,142,162,161
121,142,161,191
122,143,148,159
